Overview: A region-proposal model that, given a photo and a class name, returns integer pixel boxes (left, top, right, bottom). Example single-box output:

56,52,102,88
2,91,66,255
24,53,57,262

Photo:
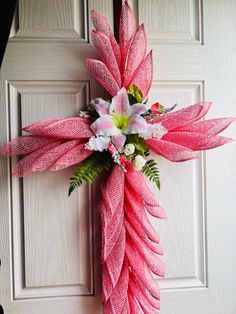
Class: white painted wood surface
1,0,236,313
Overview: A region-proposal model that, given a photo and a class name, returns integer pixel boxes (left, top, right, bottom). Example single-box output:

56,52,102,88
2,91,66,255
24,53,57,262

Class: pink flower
90,88,149,152
146,102,235,162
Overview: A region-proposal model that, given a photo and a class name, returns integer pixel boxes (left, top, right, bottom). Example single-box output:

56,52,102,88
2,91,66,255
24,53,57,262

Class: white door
0,1,236,314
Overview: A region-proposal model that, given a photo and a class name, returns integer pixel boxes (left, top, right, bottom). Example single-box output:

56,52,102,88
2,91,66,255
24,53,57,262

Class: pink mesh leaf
32,139,81,172
124,190,161,243
129,276,160,312
91,9,120,66
85,58,120,96
91,30,121,86
13,140,63,177
175,117,235,134
126,240,160,300
147,138,199,162
132,50,153,99
119,1,136,51
154,102,212,131
163,131,233,151
0,136,56,157
23,118,93,139
103,229,126,305
128,290,142,313
125,219,165,277
125,213,164,255
131,272,161,310
123,24,147,89
49,143,92,171
126,165,167,219
104,257,129,314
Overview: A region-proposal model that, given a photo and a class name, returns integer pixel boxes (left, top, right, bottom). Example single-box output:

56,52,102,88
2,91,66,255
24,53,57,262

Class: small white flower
85,136,110,152
140,122,167,140
124,143,135,156
133,155,146,171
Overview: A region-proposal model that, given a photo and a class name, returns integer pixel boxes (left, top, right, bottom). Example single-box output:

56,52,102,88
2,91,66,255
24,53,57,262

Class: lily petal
92,98,110,116
110,87,131,116
112,134,126,152
125,115,147,134
91,115,120,136
130,103,148,115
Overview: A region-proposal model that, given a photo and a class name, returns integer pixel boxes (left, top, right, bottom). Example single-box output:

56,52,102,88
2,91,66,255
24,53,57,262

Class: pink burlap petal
12,140,63,177
123,24,147,89
126,240,160,300
32,139,81,171
85,59,120,96
176,117,235,135
154,102,212,131
0,136,56,157
125,219,165,276
104,256,129,314
147,138,199,162
163,131,233,151
119,1,136,51
91,30,121,87
124,191,161,243
91,9,120,66
49,143,92,171
129,275,160,313
23,118,93,139
132,50,153,99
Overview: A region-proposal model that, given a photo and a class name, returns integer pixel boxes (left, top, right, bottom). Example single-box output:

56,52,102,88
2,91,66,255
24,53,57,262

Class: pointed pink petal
112,134,126,152
91,115,119,136
91,9,120,66
123,24,147,89
176,117,236,135
147,138,199,162
129,275,160,312
32,139,81,171
85,59,120,96
103,227,125,293
91,30,121,86
49,143,92,171
93,98,110,116
125,219,165,277
128,290,142,313
0,136,55,156
132,50,153,98
109,87,130,115
23,118,93,139
163,132,233,151
13,140,63,177
119,1,136,51
125,115,147,134
130,103,148,115
126,240,160,300
155,102,212,131
103,257,129,314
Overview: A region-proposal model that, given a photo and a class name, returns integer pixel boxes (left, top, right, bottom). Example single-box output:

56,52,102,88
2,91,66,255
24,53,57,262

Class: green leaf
142,159,161,190
68,152,112,196
128,84,143,104
126,134,148,156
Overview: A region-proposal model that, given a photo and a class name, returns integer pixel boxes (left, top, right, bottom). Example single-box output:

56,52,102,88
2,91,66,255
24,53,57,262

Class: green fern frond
142,159,160,190
68,152,112,196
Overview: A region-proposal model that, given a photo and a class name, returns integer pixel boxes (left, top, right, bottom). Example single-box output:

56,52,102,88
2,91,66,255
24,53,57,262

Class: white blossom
124,143,135,156
133,155,146,171
140,122,167,140
85,136,110,152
